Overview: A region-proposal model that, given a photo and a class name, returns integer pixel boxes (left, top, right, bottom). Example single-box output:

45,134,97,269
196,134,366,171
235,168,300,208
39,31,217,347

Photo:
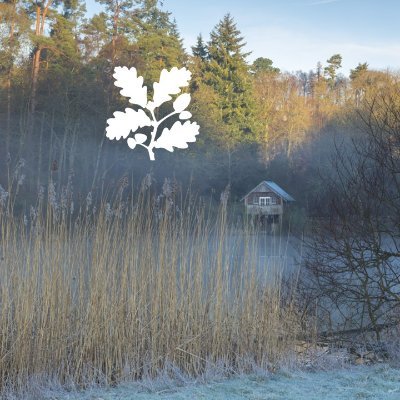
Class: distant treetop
251,57,280,74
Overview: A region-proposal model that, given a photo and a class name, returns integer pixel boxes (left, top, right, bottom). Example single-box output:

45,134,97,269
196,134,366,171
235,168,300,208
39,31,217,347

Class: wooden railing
245,205,283,215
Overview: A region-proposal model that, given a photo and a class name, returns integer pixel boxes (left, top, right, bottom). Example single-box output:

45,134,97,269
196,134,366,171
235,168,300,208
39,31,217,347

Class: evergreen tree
62,0,86,30
350,62,369,107
24,0,62,118
350,62,368,81
135,0,172,31
136,30,186,84
170,18,182,43
191,34,207,60
81,12,109,61
251,57,280,74
44,13,82,106
134,1,186,85
189,33,208,93
26,0,86,116
204,14,257,147
95,0,135,63
324,53,342,87
198,14,259,183
0,0,29,162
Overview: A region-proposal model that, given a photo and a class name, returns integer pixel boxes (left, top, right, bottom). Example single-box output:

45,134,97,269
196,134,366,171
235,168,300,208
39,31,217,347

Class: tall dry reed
0,182,300,392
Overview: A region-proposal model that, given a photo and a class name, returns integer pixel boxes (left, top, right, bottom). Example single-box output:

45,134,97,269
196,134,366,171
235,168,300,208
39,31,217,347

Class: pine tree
26,0,61,120
350,62,369,107
95,0,135,63
28,0,86,117
324,54,342,87
0,0,29,164
81,12,109,61
350,62,368,81
134,0,186,85
251,57,280,74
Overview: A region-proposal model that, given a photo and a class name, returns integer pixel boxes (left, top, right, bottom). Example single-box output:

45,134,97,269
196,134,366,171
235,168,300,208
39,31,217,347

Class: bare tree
302,77,400,339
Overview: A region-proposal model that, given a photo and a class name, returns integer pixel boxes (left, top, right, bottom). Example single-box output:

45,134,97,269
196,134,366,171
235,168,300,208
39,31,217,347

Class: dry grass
0,181,300,393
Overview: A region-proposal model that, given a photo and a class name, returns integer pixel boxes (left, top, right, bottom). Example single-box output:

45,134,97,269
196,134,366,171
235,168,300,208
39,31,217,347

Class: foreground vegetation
0,184,301,393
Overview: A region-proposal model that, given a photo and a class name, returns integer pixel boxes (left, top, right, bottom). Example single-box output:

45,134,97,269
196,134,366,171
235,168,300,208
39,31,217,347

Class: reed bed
0,181,300,393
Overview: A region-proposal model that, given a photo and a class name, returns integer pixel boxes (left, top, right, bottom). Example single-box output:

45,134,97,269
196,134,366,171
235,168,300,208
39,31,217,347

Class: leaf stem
144,109,177,161
158,110,178,125
143,109,159,161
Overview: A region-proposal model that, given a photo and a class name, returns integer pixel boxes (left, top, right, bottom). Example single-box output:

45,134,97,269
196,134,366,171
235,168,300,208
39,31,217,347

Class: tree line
0,0,398,209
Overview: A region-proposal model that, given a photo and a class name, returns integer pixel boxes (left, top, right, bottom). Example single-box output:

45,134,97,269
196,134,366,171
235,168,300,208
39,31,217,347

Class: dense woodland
0,0,399,219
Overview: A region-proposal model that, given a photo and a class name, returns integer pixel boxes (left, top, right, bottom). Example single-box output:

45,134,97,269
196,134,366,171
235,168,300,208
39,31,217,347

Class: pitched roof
241,181,295,202
264,181,295,201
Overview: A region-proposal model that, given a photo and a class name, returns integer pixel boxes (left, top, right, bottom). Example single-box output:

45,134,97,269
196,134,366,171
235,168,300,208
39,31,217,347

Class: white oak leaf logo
113,66,148,107
106,108,151,140
155,121,200,152
173,93,191,113
105,66,200,161
134,133,147,144
179,111,192,120
147,67,192,112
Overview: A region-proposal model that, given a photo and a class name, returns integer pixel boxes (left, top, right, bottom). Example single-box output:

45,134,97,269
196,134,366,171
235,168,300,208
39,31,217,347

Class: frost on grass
18,365,400,400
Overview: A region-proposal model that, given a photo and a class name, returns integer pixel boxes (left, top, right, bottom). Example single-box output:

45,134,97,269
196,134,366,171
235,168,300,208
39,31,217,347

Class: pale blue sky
85,0,400,75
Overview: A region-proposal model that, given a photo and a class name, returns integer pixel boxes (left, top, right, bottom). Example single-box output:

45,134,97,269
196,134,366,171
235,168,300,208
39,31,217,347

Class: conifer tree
204,14,257,147
95,0,135,63
324,53,342,87
189,33,208,93
191,34,208,60
25,0,61,119
251,57,280,74
0,0,29,163
199,14,259,183
134,0,186,85
350,62,368,81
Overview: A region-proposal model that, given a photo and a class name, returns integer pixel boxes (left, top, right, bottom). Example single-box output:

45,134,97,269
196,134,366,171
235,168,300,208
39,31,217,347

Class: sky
85,0,400,75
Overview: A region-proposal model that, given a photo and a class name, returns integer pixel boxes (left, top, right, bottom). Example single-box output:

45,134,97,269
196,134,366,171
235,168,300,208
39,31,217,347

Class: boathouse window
259,197,271,206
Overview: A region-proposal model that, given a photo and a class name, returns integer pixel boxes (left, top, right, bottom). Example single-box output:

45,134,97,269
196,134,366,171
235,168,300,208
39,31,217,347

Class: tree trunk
29,1,52,129
30,47,41,116
111,2,120,64
5,1,17,166
6,70,12,154
227,148,232,186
